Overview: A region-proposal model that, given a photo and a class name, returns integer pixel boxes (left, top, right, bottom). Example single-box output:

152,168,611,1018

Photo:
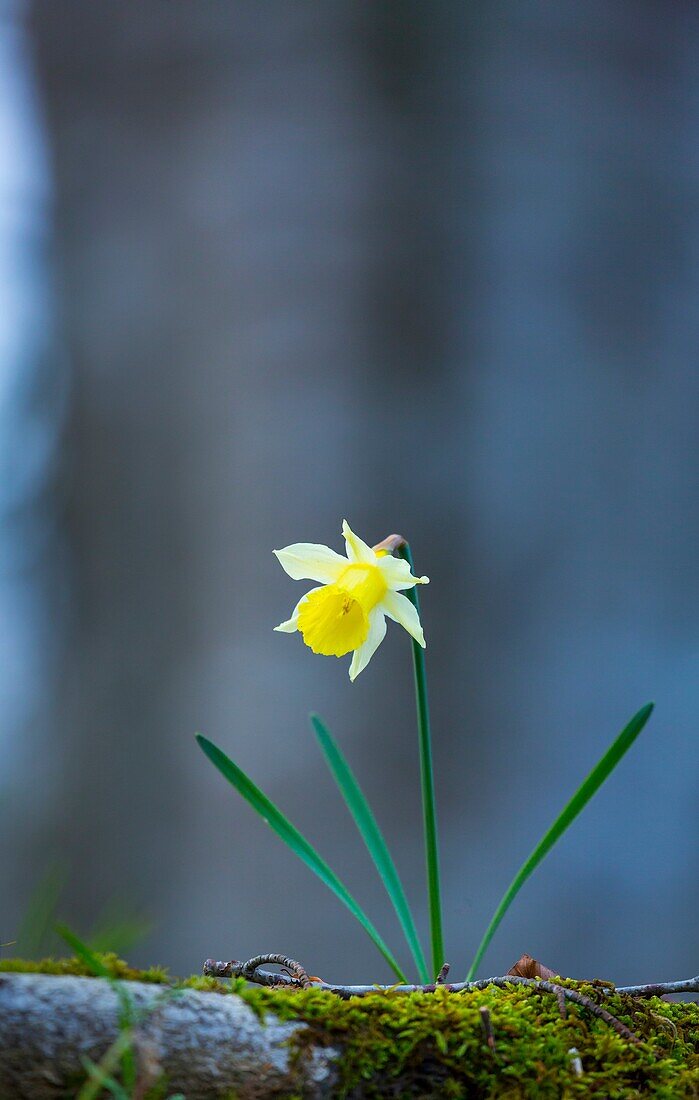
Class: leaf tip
309,712,328,738
195,733,218,762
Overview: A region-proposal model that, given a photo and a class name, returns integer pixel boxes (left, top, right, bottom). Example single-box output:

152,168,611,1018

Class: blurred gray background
1,0,698,984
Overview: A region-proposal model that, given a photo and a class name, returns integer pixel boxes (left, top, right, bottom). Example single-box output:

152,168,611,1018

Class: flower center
298,587,368,656
297,564,387,657
337,562,388,610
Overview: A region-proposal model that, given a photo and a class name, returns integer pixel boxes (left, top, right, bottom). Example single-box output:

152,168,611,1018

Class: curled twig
242,954,313,988
203,954,313,988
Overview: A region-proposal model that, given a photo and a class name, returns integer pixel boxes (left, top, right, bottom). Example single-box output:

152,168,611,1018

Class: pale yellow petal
377,555,429,591
348,609,387,681
273,543,346,584
382,590,425,647
274,586,323,632
342,520,375,564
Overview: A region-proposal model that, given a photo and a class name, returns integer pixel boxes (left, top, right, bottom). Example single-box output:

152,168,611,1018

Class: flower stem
396,541,444,980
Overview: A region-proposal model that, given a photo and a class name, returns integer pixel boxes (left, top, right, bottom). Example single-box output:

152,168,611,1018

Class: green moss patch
261,982,699,1098
0,953,171,984
2,958,698,1097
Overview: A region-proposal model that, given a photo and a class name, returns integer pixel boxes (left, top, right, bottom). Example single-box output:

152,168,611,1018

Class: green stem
397,542,444,980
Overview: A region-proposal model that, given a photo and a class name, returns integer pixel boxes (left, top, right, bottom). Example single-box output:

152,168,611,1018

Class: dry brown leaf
507,953,559,980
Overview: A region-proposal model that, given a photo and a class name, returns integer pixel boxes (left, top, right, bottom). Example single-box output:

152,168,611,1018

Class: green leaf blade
56,924,112,980
195,734,407,982
467,701,654,980
311,714,430,984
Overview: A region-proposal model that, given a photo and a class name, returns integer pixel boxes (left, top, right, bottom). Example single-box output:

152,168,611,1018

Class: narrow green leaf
311,714,430,984
79,1057,130,1100
467,702,654,980
16,862,68,958
57,923,138,1092
77,1034,134,1100
196,734,407,982
89,903,152,955
56,924,112,981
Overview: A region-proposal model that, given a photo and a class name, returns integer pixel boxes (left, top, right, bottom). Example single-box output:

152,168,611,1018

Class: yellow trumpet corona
274,520,428,680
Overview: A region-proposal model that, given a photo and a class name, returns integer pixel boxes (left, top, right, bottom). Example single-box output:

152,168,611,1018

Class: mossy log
0,961,698,1098
0,973,338,1098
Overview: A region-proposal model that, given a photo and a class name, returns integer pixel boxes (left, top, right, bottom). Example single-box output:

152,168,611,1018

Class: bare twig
206,957,698,1001
529,980,639,1044
436,962,450,985
568,1047,583,1076
203,959,240,978
479,1006,496,1054
203,956,643,1042
617,976,699,998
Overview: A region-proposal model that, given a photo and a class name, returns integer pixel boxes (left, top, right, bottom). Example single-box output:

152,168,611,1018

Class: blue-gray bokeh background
2,0,698,983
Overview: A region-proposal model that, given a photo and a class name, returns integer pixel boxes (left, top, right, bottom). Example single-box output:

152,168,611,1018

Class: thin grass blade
56,924,113,981
89,903,152,956
196,733,407,981
79,1056,130,1100
311,714,430,983
77,1034,134,1100
467,702,654,980
16,862,68,958
57,924,138,1090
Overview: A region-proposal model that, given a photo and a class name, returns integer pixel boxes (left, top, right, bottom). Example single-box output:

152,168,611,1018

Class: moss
257,982,699,1098
0,954,170,984
2,958,698,1097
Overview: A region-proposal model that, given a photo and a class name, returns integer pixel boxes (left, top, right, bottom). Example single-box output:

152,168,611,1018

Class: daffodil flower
274,520,429,680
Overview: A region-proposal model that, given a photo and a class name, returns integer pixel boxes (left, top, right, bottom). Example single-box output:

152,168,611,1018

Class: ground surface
0,957,698,1097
